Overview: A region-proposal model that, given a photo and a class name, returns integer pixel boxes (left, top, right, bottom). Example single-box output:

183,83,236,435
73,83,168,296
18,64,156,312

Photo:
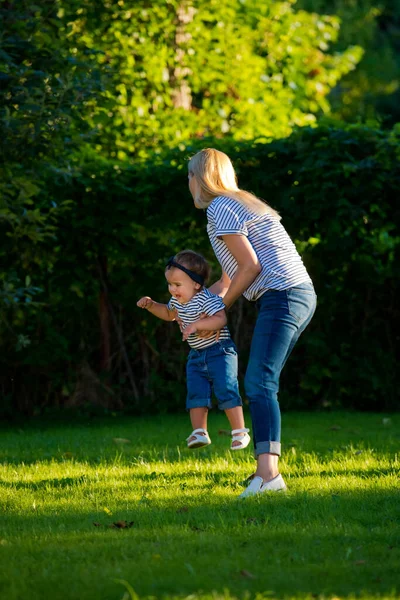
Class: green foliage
0,0,100,169
297,0,400,124
244,123,400,409
61,0,362,157
1,0,398,414
0,0,101,356
1,123,399,413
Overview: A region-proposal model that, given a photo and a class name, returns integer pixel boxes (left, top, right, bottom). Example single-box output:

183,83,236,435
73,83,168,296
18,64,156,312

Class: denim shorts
186,339,243,411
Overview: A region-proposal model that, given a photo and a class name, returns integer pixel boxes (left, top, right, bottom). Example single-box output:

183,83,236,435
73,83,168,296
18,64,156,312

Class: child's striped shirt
168,288,230,350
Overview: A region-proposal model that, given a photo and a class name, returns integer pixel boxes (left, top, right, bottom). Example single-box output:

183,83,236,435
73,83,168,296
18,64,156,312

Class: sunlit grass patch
0,411,398,600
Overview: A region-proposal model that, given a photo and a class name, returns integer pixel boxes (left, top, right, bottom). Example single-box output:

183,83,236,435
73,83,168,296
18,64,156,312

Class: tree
0,0,100,355
61,0,363,158
297,0,400,125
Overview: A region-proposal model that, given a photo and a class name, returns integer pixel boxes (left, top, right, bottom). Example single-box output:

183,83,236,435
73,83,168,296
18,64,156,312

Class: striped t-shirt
207,195,311,302
168,288,230,350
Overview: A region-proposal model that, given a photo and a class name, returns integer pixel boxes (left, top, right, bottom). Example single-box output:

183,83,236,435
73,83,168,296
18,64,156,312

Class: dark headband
166,257,205,286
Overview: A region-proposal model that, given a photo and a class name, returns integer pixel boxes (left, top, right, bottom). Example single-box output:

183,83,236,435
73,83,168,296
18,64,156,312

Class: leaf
218,429,231,436
190,525,204,532
110,521,134,529
185,563,195,575
93,520,133,529
240,569,256,579
245,517,263,525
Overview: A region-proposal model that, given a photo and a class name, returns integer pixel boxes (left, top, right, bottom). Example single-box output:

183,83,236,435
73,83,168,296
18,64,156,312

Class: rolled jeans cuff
218,398,243,411
255,441,281,457
186,399,213,411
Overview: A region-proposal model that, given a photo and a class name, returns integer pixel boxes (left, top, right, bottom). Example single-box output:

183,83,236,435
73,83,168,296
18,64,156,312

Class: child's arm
182,309,227,341
137,297,176,322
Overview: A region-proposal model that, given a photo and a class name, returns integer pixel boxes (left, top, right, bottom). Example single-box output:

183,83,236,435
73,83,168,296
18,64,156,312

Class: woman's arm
219,235,262,309
208,271,231,297
182,310,227,341
137,297,176,321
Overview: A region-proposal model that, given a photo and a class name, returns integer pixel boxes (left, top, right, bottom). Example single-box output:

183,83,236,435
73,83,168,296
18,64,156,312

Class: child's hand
137,296,154,310
182,321,199,341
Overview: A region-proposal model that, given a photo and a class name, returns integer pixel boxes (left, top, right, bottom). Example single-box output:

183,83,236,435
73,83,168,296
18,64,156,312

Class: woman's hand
137,296,154,309
182,321,199,341
178,313,221,341
195,313,221,341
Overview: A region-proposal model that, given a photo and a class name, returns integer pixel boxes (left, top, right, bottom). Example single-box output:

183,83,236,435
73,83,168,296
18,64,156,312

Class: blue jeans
186,340,242,411
244,282,317,457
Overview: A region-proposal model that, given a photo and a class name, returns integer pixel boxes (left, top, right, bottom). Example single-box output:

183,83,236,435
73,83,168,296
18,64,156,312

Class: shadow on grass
318,467,399,478
0,475,90,490
0,411,398,469
0,488,399,599
1,462,398,494
1,464,397,494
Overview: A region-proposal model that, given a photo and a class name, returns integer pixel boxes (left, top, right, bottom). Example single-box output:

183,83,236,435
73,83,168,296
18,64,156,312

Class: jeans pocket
220,345,237,357
286,288,316,325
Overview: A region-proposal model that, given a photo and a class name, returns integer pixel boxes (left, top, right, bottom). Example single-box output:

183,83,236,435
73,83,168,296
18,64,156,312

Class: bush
1,123,399,414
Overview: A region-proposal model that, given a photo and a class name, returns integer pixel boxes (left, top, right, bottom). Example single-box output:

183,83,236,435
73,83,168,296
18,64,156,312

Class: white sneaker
239,474,287,498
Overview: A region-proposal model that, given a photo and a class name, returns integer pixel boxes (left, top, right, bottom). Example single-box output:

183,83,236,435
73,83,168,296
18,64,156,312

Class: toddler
137,249,250,451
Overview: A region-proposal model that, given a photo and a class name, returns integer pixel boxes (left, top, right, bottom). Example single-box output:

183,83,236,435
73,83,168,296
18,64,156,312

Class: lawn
0,411,399,600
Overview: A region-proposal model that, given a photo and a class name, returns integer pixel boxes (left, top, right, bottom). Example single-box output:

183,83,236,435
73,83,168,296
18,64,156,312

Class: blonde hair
188,148,280,219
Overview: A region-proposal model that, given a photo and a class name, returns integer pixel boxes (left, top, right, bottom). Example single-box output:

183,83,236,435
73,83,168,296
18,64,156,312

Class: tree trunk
98,256,111,372
97,257,140,402
171,2,195,110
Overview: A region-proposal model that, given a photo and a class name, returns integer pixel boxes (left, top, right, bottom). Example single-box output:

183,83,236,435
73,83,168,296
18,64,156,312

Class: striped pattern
207,196,311,301
168,288,230,349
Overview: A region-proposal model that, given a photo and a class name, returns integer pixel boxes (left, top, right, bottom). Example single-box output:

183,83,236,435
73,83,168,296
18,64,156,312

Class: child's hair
188,147,280,220
173,249,210,286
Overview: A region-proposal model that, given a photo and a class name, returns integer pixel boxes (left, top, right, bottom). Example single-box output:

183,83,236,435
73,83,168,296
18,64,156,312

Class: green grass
0,411,399,600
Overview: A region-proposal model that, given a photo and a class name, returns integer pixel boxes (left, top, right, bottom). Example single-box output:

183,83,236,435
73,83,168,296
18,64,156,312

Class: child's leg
188,407,209,443
206,342,251,450
224,406,247,447
186,350,212,447
187,407,211,448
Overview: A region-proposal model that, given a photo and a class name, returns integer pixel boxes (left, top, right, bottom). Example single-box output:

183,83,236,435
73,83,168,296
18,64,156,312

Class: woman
187,148,316,498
